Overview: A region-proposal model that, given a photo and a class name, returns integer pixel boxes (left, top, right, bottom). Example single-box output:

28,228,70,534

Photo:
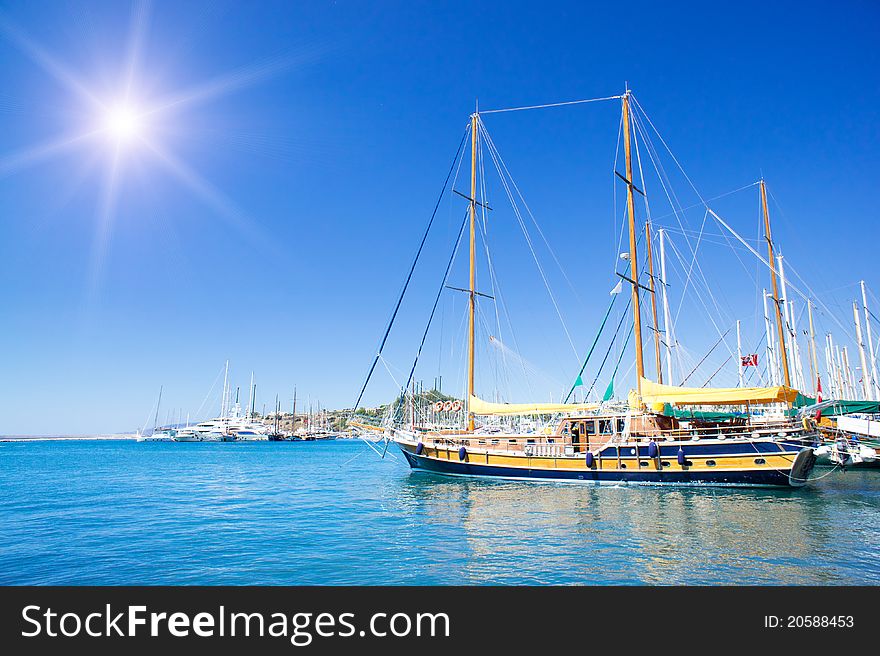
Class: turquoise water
1,439,878,585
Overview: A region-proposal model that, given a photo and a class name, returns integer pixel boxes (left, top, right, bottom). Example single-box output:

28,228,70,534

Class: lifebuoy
433,401,444,412
443,400,454,412
451,400,462,412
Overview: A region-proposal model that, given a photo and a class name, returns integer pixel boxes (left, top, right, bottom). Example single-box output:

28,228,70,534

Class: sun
103,104,143,144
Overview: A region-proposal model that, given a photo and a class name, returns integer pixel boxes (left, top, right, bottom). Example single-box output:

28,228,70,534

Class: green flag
574,375,583,387
602,378,614,401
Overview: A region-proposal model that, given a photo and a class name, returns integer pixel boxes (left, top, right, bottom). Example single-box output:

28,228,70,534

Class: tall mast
247,372,254,419
776,254,797,389
658,228,674,382
221,359,229,417
761,181,791,387
842,346,854,398
153,385,163,434
807,300,819,396
466,106,478,431
645,221,663,383
622,91,645,393
762,289,778,385
824,335,835,397
736,320,744,387
861,281,879,400
854,301,871,400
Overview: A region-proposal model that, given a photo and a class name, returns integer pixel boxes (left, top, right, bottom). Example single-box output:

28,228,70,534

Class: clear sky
1,0,878,434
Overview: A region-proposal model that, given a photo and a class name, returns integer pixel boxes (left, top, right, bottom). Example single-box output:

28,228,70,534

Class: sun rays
0,0,299,300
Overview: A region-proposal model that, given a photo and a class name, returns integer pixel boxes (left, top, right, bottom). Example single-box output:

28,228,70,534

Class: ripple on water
0,440,878,584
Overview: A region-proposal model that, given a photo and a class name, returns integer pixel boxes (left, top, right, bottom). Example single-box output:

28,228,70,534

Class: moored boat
372,90,819,488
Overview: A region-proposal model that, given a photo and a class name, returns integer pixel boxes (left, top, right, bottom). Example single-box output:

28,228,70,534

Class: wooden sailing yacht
385,91,819,487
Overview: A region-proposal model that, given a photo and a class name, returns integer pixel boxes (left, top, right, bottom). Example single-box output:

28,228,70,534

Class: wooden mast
467,107,478,431
760,180,791,387
622,91,645,394
645,220,662,383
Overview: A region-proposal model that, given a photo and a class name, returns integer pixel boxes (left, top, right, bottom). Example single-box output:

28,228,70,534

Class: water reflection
1,441,877,585
393,470,880,584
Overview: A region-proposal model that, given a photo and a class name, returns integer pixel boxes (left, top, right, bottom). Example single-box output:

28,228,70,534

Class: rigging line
646,181,761,224
659,226,763,243
477,201,523,401
478,120,586,308
350,123,470,415
479,122,581,361
476,129,510,394
705,206,858,344
630,94,707,204
671,208,709,325
665,236,738,364
401,208,470,400
631,104,652,221
630,107,732,333
473,132,531,400
612,110,623,271
585,297,633,398
680,326,732,386
481,227,534,399
192,362,227,422
480,94,623,114
606,320,636,392
629,105,712,333
701,354,733,388
563,291,620,402
629,107,690,235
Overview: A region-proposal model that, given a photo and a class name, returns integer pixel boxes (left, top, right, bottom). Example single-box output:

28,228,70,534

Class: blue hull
400,449,798,487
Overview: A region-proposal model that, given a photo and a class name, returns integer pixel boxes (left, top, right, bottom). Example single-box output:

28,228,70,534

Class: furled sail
634,377,800,407
468,395,598,416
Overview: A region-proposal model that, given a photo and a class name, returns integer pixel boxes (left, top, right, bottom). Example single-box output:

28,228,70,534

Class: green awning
821,400,880,417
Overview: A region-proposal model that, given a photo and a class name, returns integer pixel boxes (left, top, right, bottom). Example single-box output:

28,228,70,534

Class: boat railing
418,420,807,453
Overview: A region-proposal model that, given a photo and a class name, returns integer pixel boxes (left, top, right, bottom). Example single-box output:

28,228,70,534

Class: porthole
706,460,716,467
754,458,766,465
661,461,670,468
639,461,649,467
620,463,627,469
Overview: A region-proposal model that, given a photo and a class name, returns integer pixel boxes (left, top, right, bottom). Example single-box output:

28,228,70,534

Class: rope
480,94,622,115
680,326,732,385
585,298,633,399
350,124,469,415
478,120,581,361
400,209,469,407
563,292,619,402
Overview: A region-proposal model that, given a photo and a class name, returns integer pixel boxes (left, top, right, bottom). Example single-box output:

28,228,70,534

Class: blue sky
0,0,878,434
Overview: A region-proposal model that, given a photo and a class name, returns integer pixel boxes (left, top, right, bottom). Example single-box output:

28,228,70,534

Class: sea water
1,439,878,585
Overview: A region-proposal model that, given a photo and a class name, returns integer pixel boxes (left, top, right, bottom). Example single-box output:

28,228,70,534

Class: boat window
754,458,766,465
639,461,649,467
706,460,716,466
526,439,535,444
661,461,670,467
585,421,596,435
547,438,555,443
508,439,517,444
616,419,626,433
598,419,612,434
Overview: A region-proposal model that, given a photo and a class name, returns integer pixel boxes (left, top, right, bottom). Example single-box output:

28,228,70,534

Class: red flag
816,375,823,421
740,354,758,367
